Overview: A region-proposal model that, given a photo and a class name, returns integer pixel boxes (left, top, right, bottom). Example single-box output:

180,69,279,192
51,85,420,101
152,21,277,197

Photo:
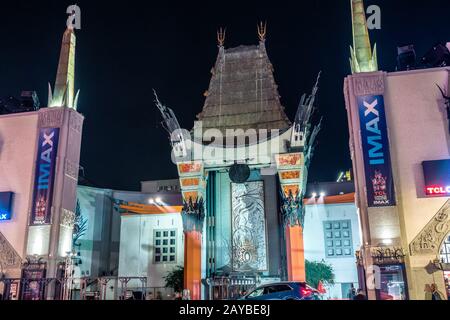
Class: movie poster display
20,264,47,300
30,128,60,225
357,95,396,207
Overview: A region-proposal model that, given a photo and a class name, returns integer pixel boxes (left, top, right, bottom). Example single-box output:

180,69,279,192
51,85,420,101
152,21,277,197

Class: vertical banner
30,128,60,225
357,95,396,207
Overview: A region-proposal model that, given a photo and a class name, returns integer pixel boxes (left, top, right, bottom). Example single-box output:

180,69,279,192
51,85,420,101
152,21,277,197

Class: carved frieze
409,200,450,256
65,158,79,180
69,111,84,133
0,232,22,270
38,108,65,128
352,73,385,97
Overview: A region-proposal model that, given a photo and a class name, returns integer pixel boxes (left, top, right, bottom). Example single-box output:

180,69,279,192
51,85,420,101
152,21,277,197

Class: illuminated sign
0,192,13,221
30,128,60,225
358,95,396,207
423,159,450,197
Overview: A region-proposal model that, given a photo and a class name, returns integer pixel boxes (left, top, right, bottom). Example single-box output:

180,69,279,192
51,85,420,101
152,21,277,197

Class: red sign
425,185,450,196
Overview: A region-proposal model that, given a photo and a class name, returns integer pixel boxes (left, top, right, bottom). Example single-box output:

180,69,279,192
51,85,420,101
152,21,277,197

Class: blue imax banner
0,192,13,221
31,128,60,225
358,95,396,207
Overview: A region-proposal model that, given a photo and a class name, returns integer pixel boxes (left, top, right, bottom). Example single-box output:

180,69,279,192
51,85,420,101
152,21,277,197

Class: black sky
1,0,450,191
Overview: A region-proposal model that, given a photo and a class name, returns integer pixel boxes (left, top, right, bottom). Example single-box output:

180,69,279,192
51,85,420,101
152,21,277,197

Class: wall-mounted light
320,192,326,197
155,197,162,203
148,198,155,204
311,192,317,198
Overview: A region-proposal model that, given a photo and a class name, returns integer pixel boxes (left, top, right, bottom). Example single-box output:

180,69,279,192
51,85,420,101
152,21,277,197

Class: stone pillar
25,107,84,299
285,225,306,282
275,153,307,282
177,162,207,300
184,230,202,300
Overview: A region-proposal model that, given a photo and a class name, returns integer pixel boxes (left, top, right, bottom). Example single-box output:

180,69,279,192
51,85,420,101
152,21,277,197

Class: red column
184,230,202,300
285,225,306,282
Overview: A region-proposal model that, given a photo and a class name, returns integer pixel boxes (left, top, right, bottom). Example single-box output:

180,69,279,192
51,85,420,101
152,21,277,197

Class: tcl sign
423,159,450,198
426,185,450,196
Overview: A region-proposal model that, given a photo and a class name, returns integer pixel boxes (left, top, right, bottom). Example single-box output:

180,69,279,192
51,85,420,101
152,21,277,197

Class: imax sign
357,95,396,207
0,192,13,221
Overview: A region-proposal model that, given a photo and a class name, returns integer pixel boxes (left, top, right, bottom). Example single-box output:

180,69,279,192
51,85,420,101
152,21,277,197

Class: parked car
240,282,320,300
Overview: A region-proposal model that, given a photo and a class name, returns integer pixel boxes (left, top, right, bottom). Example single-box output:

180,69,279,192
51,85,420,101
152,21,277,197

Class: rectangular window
154,229,177,264
323,220,353,258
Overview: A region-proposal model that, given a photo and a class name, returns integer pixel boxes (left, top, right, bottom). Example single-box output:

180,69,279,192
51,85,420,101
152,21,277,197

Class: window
440,235,450,263
154,229,177,264
324,220,353,258
247,288,264,298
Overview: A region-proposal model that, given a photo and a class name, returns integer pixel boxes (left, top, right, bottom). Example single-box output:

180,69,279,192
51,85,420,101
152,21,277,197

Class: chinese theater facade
0,23,84,299
157,25,321,300
344,0,450,300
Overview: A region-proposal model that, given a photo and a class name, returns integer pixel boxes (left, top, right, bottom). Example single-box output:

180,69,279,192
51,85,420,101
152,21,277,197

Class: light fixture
155,197,162,203
148,198,155,204
320,192,326,197
311,192,317,198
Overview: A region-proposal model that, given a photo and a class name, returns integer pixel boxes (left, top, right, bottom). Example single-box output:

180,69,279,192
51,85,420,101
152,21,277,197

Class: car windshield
247,288,264,298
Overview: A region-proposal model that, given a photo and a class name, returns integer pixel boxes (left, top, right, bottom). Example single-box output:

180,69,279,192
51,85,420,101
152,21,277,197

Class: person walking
353,289,367,300
430,283,445,300
424,284,433,300
347,284,356,300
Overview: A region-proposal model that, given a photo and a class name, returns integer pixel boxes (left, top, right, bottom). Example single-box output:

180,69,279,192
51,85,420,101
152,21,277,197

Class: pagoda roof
196,42,291,136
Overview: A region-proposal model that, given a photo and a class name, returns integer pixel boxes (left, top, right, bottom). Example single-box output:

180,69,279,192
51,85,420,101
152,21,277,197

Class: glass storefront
376,264,408,300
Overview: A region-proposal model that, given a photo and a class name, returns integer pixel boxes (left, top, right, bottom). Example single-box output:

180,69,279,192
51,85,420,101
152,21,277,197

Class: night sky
1,0,450,191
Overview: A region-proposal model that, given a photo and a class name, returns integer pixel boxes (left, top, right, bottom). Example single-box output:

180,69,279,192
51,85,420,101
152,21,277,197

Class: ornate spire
349,0,378,73
49,24,78,109
257,21,267,42
217,27,226,47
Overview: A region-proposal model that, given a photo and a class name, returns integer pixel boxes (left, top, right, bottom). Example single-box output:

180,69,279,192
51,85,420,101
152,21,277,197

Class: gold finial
217,27,226,46
257,21,267,42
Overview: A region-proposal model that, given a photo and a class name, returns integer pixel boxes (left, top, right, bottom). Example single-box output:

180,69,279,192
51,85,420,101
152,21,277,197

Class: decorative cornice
38,108,65,128
410,200,450,256
60,208,76,228
352,72,385,96
371,246,406,264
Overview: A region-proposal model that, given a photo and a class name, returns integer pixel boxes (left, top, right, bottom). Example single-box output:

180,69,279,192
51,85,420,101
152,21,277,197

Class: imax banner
31,128,60,225
358,95,396,207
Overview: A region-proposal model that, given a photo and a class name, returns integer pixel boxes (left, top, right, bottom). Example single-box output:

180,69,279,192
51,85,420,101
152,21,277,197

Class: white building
303,182,360,299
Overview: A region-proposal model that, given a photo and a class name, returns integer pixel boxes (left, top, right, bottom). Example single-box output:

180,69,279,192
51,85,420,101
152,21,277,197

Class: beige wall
0,111,39,259
385,68,450,243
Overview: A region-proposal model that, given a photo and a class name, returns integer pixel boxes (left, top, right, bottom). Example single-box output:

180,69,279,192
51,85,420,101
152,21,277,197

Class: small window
154,229,177,264
323,220,353,259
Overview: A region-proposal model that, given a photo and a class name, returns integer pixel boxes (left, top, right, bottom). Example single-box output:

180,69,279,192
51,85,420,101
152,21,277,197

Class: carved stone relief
409,200,450,256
